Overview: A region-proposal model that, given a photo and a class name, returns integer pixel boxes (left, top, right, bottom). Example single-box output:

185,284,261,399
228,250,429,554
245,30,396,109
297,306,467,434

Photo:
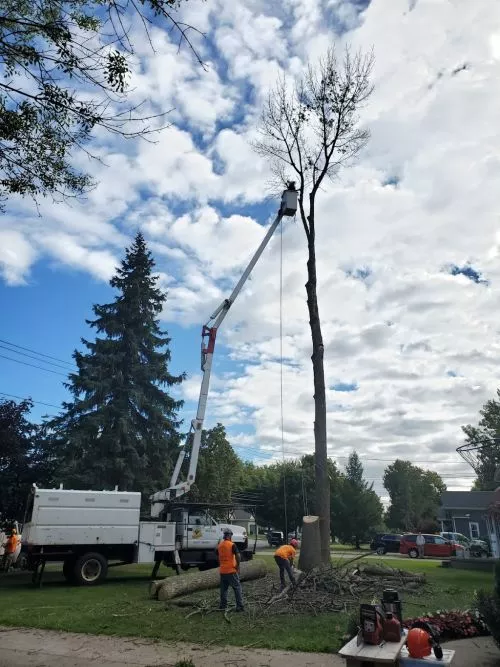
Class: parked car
440,532,490,557
400,534,464,558
267,531,284,547
370,534,402,555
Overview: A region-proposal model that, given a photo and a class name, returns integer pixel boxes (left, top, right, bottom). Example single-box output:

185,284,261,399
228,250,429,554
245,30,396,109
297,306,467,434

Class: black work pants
274,555,295,589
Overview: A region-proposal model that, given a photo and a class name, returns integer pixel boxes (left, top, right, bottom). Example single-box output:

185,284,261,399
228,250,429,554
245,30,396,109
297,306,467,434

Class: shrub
403,610,489,640
475,561,500,649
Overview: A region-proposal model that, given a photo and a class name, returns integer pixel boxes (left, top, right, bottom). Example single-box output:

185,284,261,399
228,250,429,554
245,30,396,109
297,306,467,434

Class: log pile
166,560,428,618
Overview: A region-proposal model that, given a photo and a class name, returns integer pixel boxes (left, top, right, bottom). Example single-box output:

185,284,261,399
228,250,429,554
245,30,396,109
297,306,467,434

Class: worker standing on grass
416,532,425,558
217,529,244,612
274,538,299,590
3,528,21,571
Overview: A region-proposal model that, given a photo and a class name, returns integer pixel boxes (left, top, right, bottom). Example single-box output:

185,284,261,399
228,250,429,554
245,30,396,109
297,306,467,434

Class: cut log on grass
149,580,163,598
298,515,322,572
153,560,267,601
359,564,425,582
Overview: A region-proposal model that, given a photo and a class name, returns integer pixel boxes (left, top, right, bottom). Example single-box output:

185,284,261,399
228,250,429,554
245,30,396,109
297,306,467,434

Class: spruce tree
332,451,383,549
51,233,184,496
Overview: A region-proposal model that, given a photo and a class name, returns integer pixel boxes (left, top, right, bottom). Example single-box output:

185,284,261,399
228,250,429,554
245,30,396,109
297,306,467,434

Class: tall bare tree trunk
305,212,330,564
253,46,374,567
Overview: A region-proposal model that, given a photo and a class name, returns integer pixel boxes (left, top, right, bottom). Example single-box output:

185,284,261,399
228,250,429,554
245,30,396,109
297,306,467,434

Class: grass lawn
0,556,493,653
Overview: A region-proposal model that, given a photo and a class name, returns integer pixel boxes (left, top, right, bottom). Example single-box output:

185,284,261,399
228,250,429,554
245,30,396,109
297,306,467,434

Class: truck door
186,511,218,549
171,508,187,548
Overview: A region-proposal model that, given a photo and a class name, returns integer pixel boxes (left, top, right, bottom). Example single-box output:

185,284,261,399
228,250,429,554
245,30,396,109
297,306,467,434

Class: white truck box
23,488,141,546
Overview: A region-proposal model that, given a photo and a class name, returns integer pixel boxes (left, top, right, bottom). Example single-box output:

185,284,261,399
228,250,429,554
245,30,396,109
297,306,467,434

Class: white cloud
4,0,500,496
0,230,36,285
38,233,119,282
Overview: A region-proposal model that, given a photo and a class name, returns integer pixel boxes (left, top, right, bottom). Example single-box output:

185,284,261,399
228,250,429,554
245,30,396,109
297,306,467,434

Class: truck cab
169,506,248,552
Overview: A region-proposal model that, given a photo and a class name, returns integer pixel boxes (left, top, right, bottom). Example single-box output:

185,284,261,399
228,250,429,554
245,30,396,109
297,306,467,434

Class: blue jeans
219,573,244,610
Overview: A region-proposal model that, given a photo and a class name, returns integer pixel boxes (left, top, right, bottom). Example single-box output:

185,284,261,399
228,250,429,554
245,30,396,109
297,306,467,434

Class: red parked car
399,534,464,558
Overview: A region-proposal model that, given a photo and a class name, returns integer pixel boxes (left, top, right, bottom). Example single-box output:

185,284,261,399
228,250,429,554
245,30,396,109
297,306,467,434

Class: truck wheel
63,557,77,583
408,548,418,559
73,553,108,586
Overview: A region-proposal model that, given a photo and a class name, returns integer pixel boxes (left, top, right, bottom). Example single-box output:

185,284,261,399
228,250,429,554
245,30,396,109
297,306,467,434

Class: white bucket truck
23,485,249,585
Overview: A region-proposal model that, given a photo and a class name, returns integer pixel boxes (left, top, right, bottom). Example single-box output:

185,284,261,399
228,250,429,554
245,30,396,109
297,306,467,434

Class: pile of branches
166,558,428,619
247,561,427,616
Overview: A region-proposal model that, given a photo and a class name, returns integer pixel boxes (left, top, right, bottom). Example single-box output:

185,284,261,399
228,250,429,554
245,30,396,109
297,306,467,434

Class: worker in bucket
274,537,299,590
217,528,244,612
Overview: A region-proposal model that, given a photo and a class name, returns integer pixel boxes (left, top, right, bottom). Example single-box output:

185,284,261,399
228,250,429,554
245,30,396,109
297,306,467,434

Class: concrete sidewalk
0,627,498,667
0,627,341,667
444,636,498,667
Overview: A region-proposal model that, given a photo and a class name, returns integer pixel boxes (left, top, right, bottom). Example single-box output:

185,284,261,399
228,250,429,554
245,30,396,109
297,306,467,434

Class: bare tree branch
0,0,206,210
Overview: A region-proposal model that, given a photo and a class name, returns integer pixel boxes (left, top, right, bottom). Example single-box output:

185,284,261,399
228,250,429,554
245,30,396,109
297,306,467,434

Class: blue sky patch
331,382,359,392
382,175,400,187
345,266,372,282
447,263,489,285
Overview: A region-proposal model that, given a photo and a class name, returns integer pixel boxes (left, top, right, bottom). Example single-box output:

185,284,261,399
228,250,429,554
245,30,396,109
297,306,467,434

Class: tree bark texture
298,515,323,572
150,559,267,601
305,224,330,564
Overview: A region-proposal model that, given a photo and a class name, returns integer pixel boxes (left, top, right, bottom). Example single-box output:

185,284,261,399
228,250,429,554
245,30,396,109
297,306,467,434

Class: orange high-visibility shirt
217,539,237,574
275,544,296,560
5,535,20,554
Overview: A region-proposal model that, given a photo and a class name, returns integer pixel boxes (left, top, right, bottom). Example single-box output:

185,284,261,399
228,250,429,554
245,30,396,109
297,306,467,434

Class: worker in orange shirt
274,538,299,590
217,529,244,612
3,528,21,571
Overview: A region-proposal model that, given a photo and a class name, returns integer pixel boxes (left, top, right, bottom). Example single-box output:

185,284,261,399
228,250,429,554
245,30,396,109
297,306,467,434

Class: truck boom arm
150,185,298,517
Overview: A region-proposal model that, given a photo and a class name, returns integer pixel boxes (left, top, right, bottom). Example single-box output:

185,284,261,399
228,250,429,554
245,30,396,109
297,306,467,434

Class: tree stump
298,515,323,572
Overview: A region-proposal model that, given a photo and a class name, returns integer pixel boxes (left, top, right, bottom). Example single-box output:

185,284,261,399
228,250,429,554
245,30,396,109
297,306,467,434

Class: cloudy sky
1,0,498,498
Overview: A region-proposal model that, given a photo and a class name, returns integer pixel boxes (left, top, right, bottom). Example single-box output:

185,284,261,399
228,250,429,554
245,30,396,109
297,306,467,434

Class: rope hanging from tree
279,216,288,540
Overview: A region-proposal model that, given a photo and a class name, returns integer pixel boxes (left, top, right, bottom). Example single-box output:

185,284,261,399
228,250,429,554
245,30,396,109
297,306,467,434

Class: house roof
231,509,254,521
440,491,494,510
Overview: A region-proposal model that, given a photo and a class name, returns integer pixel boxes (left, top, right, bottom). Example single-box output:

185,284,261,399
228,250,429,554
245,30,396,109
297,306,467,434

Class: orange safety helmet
407,628,432,659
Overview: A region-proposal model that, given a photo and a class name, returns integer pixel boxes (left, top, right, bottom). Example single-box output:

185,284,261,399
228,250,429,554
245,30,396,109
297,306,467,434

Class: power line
0,391,61,410
0,353,68,377
0,338,75,369
331,455,470,464
234,444,475,470
0,343,73,373
233,444,476,475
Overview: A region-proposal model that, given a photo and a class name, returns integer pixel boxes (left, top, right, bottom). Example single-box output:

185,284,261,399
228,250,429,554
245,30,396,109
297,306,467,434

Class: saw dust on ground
165,558,429,621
